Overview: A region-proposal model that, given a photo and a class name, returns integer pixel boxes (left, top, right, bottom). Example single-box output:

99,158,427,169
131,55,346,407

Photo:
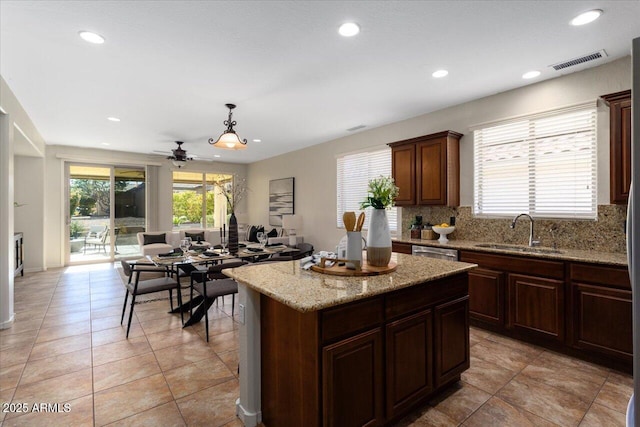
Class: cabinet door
571,283,632,362
611,98,632,203
386,310,433,418
434,296,469,387
391,241,412,254
416,138,446,205
507,274,564,342
322,328,384,427
391,145,416,205
468,268,505,326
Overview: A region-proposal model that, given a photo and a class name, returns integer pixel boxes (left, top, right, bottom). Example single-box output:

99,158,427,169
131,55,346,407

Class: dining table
146,243,299,326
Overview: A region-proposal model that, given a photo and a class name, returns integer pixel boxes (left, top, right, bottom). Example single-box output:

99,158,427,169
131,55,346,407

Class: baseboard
0,313,15,330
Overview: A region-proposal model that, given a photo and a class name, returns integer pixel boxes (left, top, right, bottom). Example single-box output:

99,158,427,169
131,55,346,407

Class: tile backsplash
402,205,627,253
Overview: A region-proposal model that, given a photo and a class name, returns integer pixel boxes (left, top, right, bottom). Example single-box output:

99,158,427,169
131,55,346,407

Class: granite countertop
223,253,477,313
394,238,628,267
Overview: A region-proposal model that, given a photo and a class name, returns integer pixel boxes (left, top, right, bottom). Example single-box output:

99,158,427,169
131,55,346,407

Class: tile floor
1,263,633,426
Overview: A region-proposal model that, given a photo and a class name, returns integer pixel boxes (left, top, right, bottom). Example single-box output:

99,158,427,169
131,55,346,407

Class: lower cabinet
507,274,564,342
385,310,433,418
434,296,470,386
261,273,470,427
323,329,384,427
460,250,632,372
468,268,504,327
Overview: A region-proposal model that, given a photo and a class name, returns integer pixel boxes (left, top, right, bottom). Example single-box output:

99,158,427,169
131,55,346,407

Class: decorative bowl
431,226,455,244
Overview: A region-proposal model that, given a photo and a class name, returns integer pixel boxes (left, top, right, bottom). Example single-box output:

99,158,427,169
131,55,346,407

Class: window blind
337,148,398,233
473,105,597,219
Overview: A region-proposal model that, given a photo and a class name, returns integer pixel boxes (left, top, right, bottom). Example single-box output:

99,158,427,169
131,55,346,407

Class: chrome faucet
510,213,540,247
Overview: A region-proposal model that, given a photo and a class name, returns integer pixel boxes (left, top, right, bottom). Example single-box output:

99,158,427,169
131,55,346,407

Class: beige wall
43,145,247,268
247,57,632,252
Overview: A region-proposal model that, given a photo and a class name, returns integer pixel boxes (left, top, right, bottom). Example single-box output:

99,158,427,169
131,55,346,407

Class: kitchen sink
474,243,564,254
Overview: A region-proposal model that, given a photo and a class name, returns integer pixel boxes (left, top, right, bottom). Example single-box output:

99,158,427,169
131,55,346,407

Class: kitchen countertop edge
394,238,628,267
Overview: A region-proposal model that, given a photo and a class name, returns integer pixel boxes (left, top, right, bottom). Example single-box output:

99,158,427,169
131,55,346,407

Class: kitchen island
224,253,477,427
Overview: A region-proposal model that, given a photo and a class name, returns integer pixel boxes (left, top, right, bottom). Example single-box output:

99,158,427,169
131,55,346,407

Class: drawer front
569,263,631,290
322,297,384,343
385,274,467,321
460,250,564,280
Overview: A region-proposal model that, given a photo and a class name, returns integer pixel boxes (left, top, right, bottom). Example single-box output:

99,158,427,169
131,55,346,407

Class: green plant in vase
360,176,399,266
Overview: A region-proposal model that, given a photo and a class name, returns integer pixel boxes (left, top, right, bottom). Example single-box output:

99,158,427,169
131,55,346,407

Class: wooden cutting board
311,258,397,276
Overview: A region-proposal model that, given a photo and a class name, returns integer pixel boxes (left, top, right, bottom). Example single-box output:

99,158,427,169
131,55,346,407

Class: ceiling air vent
347,125,366,132
550,50,607,71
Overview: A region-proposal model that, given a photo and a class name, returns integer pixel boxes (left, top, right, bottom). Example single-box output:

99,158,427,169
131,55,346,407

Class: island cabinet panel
434,296,470,387
260,271,470,427
391,144,416,205
260,295,321,427
385,310,433,418
467,267,505,327
569,263,632,366
507,274,564,342
323,329,384,427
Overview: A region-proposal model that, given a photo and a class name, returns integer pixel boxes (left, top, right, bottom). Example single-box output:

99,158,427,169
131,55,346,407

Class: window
337,148,398,233
473,103,597,219
172,171,233,229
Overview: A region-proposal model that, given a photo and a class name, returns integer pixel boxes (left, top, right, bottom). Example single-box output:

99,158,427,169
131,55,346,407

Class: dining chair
178,260,247,342
120,260,182,338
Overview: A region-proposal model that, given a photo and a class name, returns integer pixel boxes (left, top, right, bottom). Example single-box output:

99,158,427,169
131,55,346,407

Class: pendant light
208,103,248,150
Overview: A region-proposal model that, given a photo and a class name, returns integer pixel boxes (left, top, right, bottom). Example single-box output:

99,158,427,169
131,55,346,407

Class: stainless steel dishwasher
411,245,459,261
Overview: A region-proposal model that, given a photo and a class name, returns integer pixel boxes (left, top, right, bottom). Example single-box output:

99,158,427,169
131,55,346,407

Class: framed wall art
269,177,294,226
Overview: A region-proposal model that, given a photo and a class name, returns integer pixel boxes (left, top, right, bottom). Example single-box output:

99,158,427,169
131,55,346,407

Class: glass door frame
65,162,148,265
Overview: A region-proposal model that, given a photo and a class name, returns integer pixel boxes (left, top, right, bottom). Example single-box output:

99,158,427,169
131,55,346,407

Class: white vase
366,208,392,266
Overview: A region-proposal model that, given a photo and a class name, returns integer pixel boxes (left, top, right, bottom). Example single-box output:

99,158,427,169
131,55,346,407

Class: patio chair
84,225,108,254
120,260,182,338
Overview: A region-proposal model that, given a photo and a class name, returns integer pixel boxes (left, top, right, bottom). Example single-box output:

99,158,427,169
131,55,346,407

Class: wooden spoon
343,212,356,231
355,212,365,232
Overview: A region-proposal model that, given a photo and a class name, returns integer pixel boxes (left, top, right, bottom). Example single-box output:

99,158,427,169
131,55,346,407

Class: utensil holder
346,231,366,270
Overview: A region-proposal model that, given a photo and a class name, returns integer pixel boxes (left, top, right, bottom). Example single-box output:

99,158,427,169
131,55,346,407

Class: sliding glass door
67,164,146,264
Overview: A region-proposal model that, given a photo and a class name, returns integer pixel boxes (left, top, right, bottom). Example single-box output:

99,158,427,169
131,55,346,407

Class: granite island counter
224,253,477,427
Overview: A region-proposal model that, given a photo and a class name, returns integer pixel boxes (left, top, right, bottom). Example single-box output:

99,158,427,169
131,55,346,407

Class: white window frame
472,101,597,220
336,147,398,235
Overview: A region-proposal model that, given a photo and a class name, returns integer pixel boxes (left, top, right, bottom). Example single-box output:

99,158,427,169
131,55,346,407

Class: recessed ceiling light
432,69,449,78
101,142,110,146
214,154,221,158
78,31,105,44
570,9,602,26
252,139,261,143
107,117,120,122
522,70,541,79
338,22,360,37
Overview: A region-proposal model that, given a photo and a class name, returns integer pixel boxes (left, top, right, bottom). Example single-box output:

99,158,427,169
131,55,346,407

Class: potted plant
360,176,399,266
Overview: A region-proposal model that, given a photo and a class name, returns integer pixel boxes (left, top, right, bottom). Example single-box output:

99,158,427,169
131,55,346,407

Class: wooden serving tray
311,257,397,276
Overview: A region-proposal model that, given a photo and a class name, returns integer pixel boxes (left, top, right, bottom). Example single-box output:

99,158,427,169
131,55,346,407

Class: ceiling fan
166,141,194,168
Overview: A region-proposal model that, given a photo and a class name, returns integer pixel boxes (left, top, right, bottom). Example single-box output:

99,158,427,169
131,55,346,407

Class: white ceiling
1,1,639,164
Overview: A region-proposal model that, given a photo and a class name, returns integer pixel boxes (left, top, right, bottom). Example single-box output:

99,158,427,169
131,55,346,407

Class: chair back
120,260,132,277
295,243,314,259
87,225,107,239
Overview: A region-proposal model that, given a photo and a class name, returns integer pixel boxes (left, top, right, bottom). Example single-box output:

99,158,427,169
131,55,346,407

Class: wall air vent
550,50,607,71
347,125,366,132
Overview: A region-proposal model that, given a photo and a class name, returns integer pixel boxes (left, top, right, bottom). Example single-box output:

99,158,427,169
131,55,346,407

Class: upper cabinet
388,131,463,206
602,90,631,204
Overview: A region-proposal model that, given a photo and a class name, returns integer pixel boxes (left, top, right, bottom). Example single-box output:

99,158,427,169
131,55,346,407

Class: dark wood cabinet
460,249,632,372
569,263,632,365
385,310,433,418
392,241,412,254
323,328,384,427
434,296,470,387
467,267,505,327
507,274,564,342
389,131,462,207
602,90,632,204
261,273,470,426
14,232,24,277
391,144,416,205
